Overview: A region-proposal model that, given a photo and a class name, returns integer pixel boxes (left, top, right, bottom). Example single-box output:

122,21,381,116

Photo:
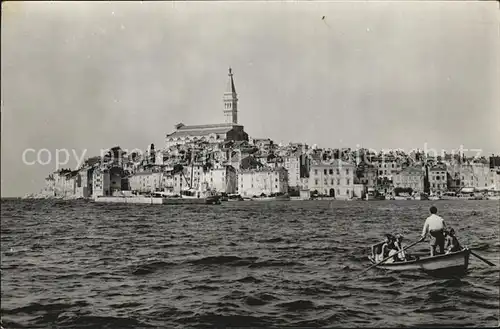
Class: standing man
421,206,447,256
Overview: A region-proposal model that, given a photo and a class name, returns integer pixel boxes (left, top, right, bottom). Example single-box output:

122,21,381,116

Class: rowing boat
368,248,470,276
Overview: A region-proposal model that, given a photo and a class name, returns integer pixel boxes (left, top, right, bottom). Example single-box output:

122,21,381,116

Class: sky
1,1,499,197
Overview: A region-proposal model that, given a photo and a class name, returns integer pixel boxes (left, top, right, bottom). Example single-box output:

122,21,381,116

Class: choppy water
1,199,499,328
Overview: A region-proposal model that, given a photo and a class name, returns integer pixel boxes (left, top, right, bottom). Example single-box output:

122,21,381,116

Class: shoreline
14,196,500,202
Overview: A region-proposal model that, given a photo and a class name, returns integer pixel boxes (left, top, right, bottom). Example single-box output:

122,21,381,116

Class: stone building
238,167,288,197
308,160,363,199
393,166,425,193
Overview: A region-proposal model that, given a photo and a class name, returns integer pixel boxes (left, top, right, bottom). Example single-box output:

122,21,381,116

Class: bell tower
223,67,238,124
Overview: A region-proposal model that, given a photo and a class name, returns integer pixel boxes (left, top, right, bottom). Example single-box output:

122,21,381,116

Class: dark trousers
429,229,445,254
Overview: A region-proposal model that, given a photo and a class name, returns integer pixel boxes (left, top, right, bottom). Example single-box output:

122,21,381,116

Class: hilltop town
30,69,500,201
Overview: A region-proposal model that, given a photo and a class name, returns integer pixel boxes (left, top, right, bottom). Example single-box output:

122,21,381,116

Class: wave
188,285,219,291
186,255,302,268
243,292,279,306
257,237,284,243
248,259,303,268
235,275,262,284
276,299,316,312
1,301,89,315
461,300,500,310
360,275,400,283
55,314,153,329
414,305,460,313
188,256,258,266
471,243,490,251
130,261,176,275
0,318,27,328
412,278,471,292
187,313,272,328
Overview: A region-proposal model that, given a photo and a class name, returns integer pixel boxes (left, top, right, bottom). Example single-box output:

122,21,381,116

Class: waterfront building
165,68,249,148
459,162,492,190
47,169,79,197
489,168,500,190
129,171,163,194
428,163,448,195
308,160,362,199
283,153,302,189
92,168,110,197
393,166,425,193
75,167,93,198
238,167,288,197
200,165,237,194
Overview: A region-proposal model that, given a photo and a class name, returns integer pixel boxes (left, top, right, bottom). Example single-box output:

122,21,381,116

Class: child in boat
445,228,461,253
393,234,406,261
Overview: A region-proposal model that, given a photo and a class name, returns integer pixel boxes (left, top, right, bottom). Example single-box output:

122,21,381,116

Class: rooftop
167,126,237,138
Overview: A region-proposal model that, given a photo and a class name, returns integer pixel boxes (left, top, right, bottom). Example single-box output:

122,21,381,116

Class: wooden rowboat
368,248,470,276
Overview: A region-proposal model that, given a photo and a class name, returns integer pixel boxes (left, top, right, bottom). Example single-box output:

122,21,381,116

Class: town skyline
2,1,499,197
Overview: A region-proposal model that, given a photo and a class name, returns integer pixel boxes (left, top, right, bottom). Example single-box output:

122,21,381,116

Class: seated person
393,234,406,262
372,243,383,262
445,228,462,253
373,234,395,262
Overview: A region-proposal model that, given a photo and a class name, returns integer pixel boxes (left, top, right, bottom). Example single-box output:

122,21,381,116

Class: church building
165,68,249,148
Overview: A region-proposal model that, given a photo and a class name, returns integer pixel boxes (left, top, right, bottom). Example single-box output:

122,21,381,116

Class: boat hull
369,248,470,276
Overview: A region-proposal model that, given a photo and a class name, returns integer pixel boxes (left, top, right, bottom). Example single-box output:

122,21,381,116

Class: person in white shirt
421,206,447,256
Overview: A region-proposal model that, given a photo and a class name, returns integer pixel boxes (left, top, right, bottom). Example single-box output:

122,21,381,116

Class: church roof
166,123,242,138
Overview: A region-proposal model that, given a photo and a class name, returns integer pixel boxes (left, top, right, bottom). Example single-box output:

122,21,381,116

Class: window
432,183,436,188
314,169,318,175
329,169,333,175
346,178,350,185
336,169,340,175
337,179,340,185
331,179,334,185
379,170,383,175
315,179,319,185
436,176,440,180
346,169,349,175
324,169,327,175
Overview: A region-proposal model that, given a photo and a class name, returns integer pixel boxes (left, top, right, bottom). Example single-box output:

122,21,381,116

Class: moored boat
227,194,244,201
368,248,470,276
413,192,429,201
275,194,291,201
365,189,385,201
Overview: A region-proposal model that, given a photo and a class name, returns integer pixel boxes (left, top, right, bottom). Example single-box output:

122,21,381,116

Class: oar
358,237,424,277
470,250,496,267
